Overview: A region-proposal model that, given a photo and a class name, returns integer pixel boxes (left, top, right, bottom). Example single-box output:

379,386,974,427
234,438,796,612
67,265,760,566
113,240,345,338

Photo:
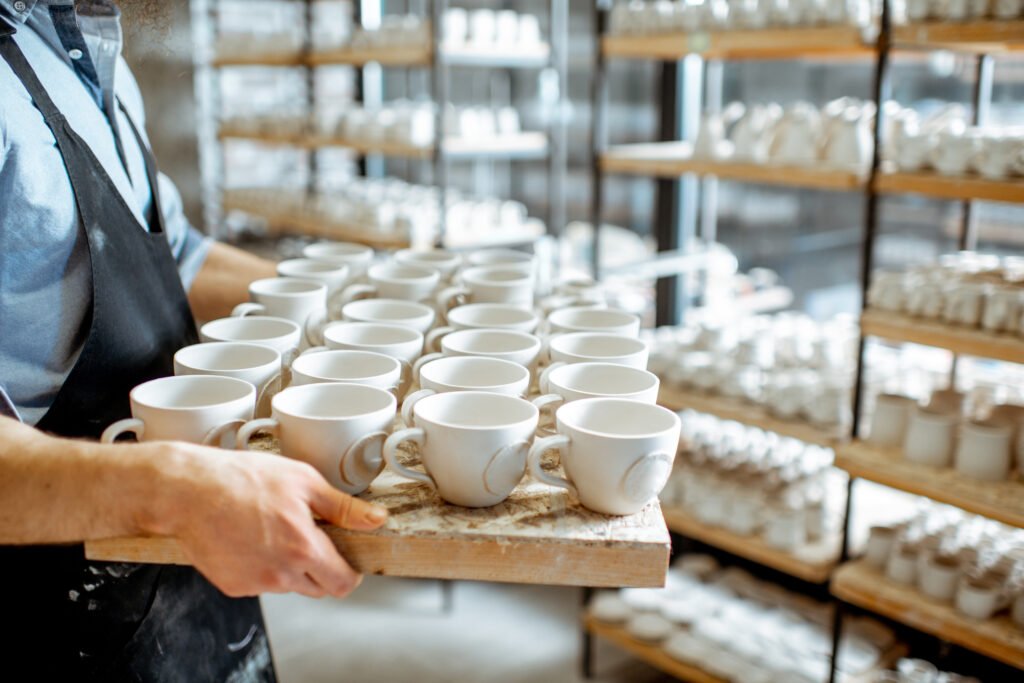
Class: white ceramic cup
943,282,990,327
438,265,535,312
533,362,660,424
303,241,375,278
290,349,412,399
412,329,541,379
394,248,462,281
547,307,641,338
384,391,539,507
982,286,1024,333
903,407,958,468
863,525,897,569
886,546,918,585
173,342,282,418
320,321,424,369
340,263,440,305
954,420,1014,481
199,316,303,359
341,298,436,334
426,304,541,351
232,278,329,345
547,332,649,369
277,258,350,298
237,383,396,495
955,576,1002,620
867,393,918,448
101,375,255,446
919,554,961,603
465,248,535,275
403,357,531,424
528,398,680,516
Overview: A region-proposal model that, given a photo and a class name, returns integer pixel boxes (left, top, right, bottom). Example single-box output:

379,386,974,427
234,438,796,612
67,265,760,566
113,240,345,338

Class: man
0,1,386,679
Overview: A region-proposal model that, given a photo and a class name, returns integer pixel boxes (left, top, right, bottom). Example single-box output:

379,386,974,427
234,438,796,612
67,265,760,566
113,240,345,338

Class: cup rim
291,349,400,381
174,342,281,371
369,262,440,284
549,362,659,396
556,397,680,440
272,382,396,421
549,306,639,330
413,390,538,431
323,321,423,346
131,375,255,412
343,298,435,320
420,355,530,390
442,328,540,354
303,242,374,261
447,303,539,326
395,248,461,265
200,315,302,340
277,258,350,277
250,277,328,297
549,331,647,358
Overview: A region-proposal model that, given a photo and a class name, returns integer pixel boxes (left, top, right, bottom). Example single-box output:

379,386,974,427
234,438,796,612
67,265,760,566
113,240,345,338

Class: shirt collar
0,1,120,24
0,0,40,24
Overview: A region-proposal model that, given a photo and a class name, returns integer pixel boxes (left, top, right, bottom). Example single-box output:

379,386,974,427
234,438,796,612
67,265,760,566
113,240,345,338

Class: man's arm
0,415,387,598
187,241,278,322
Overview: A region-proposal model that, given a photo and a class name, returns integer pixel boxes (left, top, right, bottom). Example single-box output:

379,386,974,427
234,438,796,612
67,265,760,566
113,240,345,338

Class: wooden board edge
86,532,671,588
583,616,727,683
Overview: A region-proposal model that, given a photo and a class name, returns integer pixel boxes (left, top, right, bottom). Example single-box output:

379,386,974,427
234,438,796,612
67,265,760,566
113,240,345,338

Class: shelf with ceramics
585,557,903,683
875,170,1024,204
659,411,845,583
891,21,1024,52
601,99,873,191
833,560,1024,669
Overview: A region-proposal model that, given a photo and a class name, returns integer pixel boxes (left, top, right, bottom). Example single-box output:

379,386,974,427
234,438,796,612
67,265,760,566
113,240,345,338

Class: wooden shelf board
601,26,875,60
658,386,845,447
875,171,1024,204
218,130,549,160
861,309,1024,365
892,21,1024,52
833,560,1024,669
662,507,840,583
307,44,431,67
86,437,670,588
835,440,1024,529
211,52,305,67
601,143,866,191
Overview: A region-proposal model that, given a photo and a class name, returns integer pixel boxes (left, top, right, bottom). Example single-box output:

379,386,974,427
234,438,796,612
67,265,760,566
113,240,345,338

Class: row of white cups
608,0,876,34
98,243,681,517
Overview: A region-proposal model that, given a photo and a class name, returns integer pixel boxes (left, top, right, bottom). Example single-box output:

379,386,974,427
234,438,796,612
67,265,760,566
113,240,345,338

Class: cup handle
538,362,564,395
339,284,377,307
339,430,389,493
411,352,444,383
621,451,675,505
424,326,454,353
394,360,414,401
436,286,469,315
232,302,266,318
100,418,145,444
237,418,280,449
383,427,435,489
531,393,564,425
482,440,531,497
304,310,328,347
256,372,283,417
202,419,248,449
527,433,576,496
401,388,435,426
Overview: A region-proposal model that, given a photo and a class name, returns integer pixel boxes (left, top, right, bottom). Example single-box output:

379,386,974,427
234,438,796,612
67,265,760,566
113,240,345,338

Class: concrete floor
262,577,674,683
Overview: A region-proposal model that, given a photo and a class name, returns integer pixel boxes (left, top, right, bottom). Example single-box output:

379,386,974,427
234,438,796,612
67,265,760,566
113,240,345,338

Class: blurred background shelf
600,143,866,190
662,507,841,583
875,171,1024,204
601,26,875,61
218,43,552,69
832,561,1024,670
891,21,1024,52
658,386,845,447
861,309,1024,364
834,441,1024,529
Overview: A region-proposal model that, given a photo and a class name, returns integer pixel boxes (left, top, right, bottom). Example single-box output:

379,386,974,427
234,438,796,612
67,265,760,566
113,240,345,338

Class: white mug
277,258,350,298
101,375,255,446
199,316,303,359
232,278,328,345
173,342,282,418
886,546,918,585
942,282,990,327
425,304,541,351
867,393,917,448
534,362,660,424
919,553,961,603
863,525,897,569
404,356,531,423
955,575,1002,620
547,307,641,338
290,349,412,399
547,332,649,369
384,391,538,507
412,329,541,377
528,398,680,516
394,248,462,281
903,407,958,468
438,266,534,312
954,420,1014,481
340,263,440,305
320,321,424,366
237,383,396,495
465,248,535,275
341,298,436,334
982,286,1024,333
303,241,374,278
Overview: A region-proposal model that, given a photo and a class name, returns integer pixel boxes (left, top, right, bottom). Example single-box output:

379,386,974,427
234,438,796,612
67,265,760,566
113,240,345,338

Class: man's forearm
0,416,170,544
188,241,277,322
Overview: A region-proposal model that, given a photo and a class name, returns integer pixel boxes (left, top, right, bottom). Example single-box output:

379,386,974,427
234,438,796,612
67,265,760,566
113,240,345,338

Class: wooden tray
85,437,671,588
833,560,1024,669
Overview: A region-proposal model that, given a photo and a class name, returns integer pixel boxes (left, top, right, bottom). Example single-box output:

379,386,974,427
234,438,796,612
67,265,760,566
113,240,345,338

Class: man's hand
151,443,388,599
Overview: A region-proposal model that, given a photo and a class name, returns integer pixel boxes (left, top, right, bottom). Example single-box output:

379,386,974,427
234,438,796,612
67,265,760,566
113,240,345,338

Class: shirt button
69,48,84,60
13,1,27,12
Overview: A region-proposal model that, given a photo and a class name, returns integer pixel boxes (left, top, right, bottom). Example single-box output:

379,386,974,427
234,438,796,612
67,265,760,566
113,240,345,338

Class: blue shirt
0,0,211,424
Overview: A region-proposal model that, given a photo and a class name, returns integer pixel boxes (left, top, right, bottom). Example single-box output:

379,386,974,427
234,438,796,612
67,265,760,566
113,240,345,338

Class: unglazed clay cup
547,307,641,338
547,332,649,369
174,342,282,418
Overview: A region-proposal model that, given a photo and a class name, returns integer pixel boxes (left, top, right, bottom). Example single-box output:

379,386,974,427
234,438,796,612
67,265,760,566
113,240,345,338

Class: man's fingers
305,529,362,597
308,481,388,531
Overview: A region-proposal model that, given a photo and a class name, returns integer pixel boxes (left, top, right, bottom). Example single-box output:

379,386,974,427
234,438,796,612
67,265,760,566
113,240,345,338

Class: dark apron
0,22,275,682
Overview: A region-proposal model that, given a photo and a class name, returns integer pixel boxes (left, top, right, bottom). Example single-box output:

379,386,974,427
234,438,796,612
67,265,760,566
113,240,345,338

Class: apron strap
0,29,66,124
118,99,167,235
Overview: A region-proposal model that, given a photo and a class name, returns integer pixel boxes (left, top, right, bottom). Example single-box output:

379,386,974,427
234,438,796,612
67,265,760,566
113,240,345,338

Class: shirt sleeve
159,170,212,291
